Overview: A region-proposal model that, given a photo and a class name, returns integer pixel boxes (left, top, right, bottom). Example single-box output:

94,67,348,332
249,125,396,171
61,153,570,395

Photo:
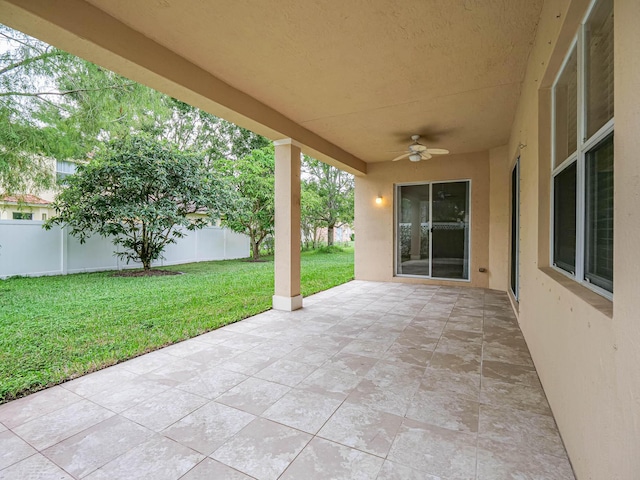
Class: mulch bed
112,269,183,277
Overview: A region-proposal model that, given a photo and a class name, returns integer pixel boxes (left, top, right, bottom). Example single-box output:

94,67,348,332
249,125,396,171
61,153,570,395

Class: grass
0,247,354,403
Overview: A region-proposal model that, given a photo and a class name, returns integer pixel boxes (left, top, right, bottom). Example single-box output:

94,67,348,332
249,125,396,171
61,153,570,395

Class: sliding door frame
394,179,472,282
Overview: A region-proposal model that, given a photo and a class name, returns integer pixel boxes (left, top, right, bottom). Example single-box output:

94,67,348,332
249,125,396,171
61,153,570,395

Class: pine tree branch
0,82,136,98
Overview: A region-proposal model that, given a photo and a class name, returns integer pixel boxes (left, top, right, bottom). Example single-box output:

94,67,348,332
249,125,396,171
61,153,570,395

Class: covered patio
0,281,573,479
0,0,639,478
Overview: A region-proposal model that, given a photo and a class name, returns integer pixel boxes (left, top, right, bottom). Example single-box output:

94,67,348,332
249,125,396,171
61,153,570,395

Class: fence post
60,226,68,275
223,228,227,260
195,228,200,262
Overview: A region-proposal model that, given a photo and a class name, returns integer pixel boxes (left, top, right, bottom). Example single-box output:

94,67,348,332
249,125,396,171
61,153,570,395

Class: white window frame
550,0,614,300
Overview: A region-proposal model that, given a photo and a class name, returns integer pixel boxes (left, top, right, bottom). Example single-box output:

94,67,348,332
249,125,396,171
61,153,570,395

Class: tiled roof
0,194,51,205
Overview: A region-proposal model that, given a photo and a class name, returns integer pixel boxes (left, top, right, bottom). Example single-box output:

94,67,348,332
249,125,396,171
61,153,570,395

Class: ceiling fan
392,135,449,162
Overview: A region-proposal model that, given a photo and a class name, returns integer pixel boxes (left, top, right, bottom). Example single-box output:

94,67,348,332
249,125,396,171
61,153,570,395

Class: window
510,158,520,299
552,0,614,298
12,212,33,220
41,213,47,221
56,160,77,182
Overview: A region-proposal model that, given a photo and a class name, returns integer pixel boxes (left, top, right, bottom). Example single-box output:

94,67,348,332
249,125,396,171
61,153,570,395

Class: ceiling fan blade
426,148,449,155
421,152,433,160
392,152,410,161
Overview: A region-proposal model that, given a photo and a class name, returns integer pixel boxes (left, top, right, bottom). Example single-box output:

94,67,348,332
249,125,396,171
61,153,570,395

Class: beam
0,0,367,175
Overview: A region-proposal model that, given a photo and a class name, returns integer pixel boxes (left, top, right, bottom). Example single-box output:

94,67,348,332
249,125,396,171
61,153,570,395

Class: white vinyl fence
0,220,250,279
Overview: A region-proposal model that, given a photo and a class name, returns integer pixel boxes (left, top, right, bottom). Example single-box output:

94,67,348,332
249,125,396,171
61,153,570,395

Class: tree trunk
327,224,335,246
251,239,260,261
142,259,151,270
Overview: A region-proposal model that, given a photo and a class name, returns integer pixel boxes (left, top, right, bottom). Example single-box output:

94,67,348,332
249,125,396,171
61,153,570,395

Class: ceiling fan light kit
392,135,450,162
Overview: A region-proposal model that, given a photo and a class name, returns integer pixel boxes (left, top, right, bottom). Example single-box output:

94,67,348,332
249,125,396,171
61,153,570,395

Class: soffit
56,1,545,163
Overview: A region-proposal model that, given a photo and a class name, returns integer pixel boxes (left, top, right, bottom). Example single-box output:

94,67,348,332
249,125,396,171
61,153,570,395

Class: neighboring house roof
0,194,51,206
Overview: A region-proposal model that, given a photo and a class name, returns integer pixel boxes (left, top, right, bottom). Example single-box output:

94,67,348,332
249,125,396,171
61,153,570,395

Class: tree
0,26,167,194
45,135,228,270
300,180,323,249
302,156,354,246
0,25,272,196
217,146,275,261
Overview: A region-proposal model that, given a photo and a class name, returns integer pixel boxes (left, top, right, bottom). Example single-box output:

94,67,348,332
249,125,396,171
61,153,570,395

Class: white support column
272,138,303,311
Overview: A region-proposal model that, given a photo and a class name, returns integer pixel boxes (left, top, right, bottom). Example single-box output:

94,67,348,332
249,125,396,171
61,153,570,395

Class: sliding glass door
396,181,470,280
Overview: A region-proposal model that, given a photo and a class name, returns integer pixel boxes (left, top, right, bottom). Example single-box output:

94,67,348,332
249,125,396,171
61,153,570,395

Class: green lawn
0,248,354,403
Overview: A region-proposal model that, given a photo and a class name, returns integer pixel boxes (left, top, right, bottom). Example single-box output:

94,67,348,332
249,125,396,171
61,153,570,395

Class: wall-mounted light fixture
375,196,383,205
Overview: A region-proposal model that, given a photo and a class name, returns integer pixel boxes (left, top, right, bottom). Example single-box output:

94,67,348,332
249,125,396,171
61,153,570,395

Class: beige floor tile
280,437,383,479
216,377,290,415
196,329,240,345
392,334,440,351
479,404,565,457
218,351,277,375
388,419,477,480
160,339,215,358
318,402,403,457
88,376,174,413
422,368,480,401
220,333,268,351
403,322,447,338
477,437,575,480
0,387,82,429
482,344,534,367
249,340,300,358
429,351,481,375
211,418,311,480
184,345,244,366
0,453,74,480
346,378,420,417
120,388,207,432
299,366,362,398
13,400,114,451
0,430,37,470
116,351,176,375
144,357,205,383
322,352,377,376
406,387,480,433
377,460,444,479
174,366,249,399
162,401,255,455
364,360,424,386
84,435,203,480
262,388,342,434
383,345,433,367
253,359,316,387
444,317,484,334
282,345,339,366
482,360,541,387
181,458,255,479
61,369,138,398
340,339,393,359
480,377,552,416
42,415,154,478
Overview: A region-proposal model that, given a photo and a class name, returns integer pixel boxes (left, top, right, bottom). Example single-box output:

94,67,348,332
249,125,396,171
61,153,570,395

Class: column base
272,294,303,311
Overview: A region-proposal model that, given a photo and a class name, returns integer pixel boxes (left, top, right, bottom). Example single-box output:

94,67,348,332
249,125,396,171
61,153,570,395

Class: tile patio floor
0,281,575,480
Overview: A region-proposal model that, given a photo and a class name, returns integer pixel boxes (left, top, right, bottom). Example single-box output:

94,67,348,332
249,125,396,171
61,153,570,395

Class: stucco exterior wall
504,0,640,478
488,145,511,292
355,151,490,288
0,205,53,220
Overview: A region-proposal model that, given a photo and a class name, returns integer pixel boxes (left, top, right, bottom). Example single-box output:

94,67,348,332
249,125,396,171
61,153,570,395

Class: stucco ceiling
1,0,543,167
